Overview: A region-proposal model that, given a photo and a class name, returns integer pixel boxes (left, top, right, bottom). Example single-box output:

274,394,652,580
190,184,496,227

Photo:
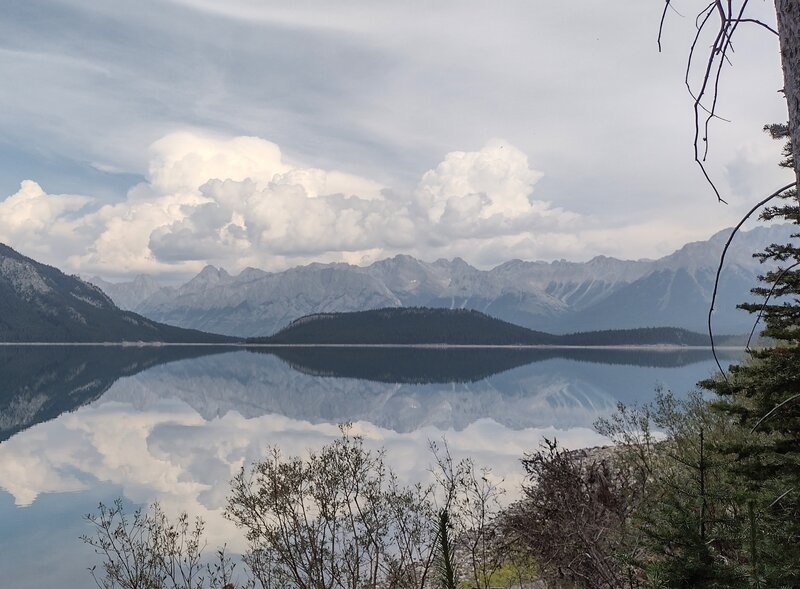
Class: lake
0,345,740,588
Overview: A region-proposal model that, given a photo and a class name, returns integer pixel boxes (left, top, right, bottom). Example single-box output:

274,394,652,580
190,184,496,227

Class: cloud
148,133,288,193
0,131,590,276
0,0,790,265
0,180,92,261
0,129,757,278
417,139,544,223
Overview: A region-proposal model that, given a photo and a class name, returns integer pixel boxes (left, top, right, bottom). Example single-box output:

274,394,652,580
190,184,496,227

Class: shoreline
0,341,747,350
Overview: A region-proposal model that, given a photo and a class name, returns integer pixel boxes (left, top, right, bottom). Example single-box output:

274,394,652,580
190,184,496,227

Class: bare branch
734,18,779,35
666,0,780,202
658,1,673,52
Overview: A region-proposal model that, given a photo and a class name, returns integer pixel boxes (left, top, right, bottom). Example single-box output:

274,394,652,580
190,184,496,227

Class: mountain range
89,224,795,337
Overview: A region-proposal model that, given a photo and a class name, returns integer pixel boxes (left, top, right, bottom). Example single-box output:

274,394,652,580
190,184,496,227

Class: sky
0,0,793,281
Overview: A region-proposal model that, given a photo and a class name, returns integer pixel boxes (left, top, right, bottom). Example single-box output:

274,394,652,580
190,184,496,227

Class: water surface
0,345,740,588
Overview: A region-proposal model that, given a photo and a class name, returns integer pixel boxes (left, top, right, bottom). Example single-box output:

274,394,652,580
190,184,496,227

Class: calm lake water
0,345,740,588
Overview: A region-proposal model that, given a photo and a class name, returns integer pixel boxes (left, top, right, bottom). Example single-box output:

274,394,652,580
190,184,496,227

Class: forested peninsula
251,307,744,346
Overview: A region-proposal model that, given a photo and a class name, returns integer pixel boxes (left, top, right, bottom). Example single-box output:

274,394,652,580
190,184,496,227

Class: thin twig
745,260,800,350
658,0,672,52
768,487,795,508
751,394,800,433
685,4,730,123
733,18,778,35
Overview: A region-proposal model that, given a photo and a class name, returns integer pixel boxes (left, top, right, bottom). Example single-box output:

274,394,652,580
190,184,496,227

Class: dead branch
660,0,779,203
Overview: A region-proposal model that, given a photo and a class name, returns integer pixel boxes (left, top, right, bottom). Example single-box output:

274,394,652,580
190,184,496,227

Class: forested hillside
253,307,740,346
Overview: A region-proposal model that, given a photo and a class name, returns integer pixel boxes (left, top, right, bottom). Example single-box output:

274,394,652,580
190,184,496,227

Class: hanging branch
707,182,796,380
659,0,779,203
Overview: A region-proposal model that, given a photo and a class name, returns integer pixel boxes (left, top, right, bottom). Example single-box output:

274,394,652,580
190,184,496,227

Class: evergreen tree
435,510,457,589
702,124,800,586
596,391,746,587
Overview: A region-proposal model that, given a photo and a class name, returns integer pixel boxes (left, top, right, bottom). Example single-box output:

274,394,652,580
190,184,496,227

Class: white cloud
0,0,790,261
0,180,92,261
0,180,87,233
0,130,755,277
417,138,544,223
0,131,590,276
148,132,287,193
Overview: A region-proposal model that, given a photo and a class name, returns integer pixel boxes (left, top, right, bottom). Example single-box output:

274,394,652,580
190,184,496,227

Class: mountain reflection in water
0,345,741,441
0,345,228,442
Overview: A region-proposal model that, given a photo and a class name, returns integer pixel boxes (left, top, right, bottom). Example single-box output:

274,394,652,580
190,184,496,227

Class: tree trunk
775,0,800,186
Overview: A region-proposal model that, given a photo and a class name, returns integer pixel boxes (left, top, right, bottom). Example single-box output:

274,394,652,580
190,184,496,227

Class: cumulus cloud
417,139,543,223
0,131,591,276
148,178,418,263
0,180,92,261
0,130,743,278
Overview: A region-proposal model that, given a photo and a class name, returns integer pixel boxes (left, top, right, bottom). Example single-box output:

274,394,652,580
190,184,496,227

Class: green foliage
595,391,751,587
436,511,457,589
653,410,737,584
257,307,558,345
579,125,800,588
698,127,800,587
433,448,505,589
462,557,538,589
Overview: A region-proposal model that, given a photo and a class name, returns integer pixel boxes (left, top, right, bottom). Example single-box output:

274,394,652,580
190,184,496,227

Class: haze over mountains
89,224,793,337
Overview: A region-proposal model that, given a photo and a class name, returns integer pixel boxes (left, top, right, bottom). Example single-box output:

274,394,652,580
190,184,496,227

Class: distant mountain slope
89,224,794,336
89,274,162,311
251,307,738,346
0,244,234,342
117,264,400,337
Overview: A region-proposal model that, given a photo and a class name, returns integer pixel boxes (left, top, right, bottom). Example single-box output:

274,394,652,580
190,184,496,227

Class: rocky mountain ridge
89,224,795,337
0,243,233,343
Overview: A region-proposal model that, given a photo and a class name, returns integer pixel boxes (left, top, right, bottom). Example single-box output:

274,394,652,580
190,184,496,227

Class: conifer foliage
702,124,800,586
